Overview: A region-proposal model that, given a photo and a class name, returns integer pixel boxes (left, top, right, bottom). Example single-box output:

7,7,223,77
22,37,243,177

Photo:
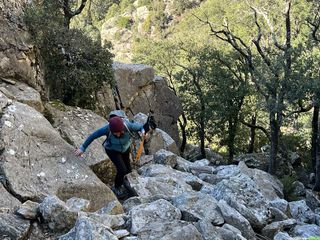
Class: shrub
281,175,299,201
117,16,132,29
25,0,114,108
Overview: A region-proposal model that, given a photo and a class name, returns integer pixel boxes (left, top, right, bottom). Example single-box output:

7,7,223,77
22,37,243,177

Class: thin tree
198,0,295,174
61,0,88,28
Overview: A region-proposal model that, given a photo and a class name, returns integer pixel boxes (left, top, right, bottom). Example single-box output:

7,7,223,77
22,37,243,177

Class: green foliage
280,175,299,201
105,3,120,20
25,0,114,108
309,237,320,240
117,16,132,29
119,0,135,13
137,0,152,8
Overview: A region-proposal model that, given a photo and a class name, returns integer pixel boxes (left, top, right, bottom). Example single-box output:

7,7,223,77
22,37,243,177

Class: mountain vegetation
25,0,319,187
24,0,115,108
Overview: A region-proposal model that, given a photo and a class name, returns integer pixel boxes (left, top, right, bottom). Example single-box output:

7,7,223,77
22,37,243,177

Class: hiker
74,115,147,197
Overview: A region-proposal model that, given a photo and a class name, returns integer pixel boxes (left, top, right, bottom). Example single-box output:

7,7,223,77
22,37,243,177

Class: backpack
107,110,139,139
108,110,157,135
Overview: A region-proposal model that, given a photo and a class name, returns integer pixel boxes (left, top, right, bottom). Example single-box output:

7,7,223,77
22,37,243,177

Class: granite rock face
0,95,118,211
0,0,45,95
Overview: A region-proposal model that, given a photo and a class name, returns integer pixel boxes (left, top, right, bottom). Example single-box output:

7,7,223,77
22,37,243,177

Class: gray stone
80,212,125,229
268,199,290,215
207,163,279,230
289,200,315,224
160,224,202,240
16,200,39,220
45,103,109,167
114,229,130,238
291,224,320,238
58,215,118,240
217,200,256,239
65,197,90,212
222,223,242,235
125,168,194,199
0,213,31,239
218,225,246,240
261,219,297,239
194,219,223,240
38,196,77,232
97,62,183,143
269,207,289,221
183,144,224,164
172,192,224,225
0,0,45,93
130,199,181,234
306,189,320,211
292,181,306,197
1,82,44,112
0,183,20,212
123,197,144,212
95,200,124,215
0,101,118,211
154,149,178,167
145,128,180,155
274,232,294,240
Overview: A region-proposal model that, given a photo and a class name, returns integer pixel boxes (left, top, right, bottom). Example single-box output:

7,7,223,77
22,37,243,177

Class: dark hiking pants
105,148,132,188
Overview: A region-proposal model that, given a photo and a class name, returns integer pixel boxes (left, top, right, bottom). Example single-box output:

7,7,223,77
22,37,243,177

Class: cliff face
0,0,183,143
0,0,45,94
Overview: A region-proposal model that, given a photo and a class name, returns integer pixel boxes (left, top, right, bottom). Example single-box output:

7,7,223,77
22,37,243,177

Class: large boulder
97,62,183,143
202,162,282,230
0,98,118,211
171,192,224,225
0,82,44,112
38,196,78,233
59,215,118,240
45,103,108,167
128,199,201,239
217,200,256,240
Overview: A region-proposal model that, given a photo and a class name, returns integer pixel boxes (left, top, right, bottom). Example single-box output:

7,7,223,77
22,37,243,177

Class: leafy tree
25,0,114,108
133,39,188,153
168,43,250,159
62,0,88,28
200,0,316,174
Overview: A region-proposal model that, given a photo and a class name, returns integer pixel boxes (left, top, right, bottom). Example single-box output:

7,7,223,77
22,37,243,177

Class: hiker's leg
122,148,132,174
106,149,127,188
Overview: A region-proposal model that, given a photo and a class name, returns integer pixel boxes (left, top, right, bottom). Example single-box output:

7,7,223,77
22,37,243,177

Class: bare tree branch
240,119,270,140
307,2,320,42
193,13,268,98
250,6,285,51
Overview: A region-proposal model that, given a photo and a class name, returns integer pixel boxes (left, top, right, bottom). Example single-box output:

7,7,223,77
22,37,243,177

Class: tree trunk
227,118,237,162
64,15,71,29
312,104,320,191
311,104,319,172
199,104,206,159
178,113,187,154
269,112,280,174
248,114,256,153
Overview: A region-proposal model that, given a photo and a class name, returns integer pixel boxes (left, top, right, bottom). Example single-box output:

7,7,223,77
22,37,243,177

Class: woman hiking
74,115,146,197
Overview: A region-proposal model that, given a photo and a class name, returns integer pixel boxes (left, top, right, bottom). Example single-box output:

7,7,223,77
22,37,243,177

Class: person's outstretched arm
127,121,145,136
75,125,109,156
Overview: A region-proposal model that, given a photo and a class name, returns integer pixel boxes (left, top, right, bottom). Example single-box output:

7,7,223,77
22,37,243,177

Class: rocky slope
1,1,320,239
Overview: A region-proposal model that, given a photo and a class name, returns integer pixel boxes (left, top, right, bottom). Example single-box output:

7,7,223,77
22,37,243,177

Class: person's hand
139,129,146,138
74,148,84,157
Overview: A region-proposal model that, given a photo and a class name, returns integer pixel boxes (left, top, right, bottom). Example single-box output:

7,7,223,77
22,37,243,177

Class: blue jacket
80,120,144,153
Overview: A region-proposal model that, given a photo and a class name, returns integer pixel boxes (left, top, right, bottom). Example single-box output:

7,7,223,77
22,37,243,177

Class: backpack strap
123,120,140,140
